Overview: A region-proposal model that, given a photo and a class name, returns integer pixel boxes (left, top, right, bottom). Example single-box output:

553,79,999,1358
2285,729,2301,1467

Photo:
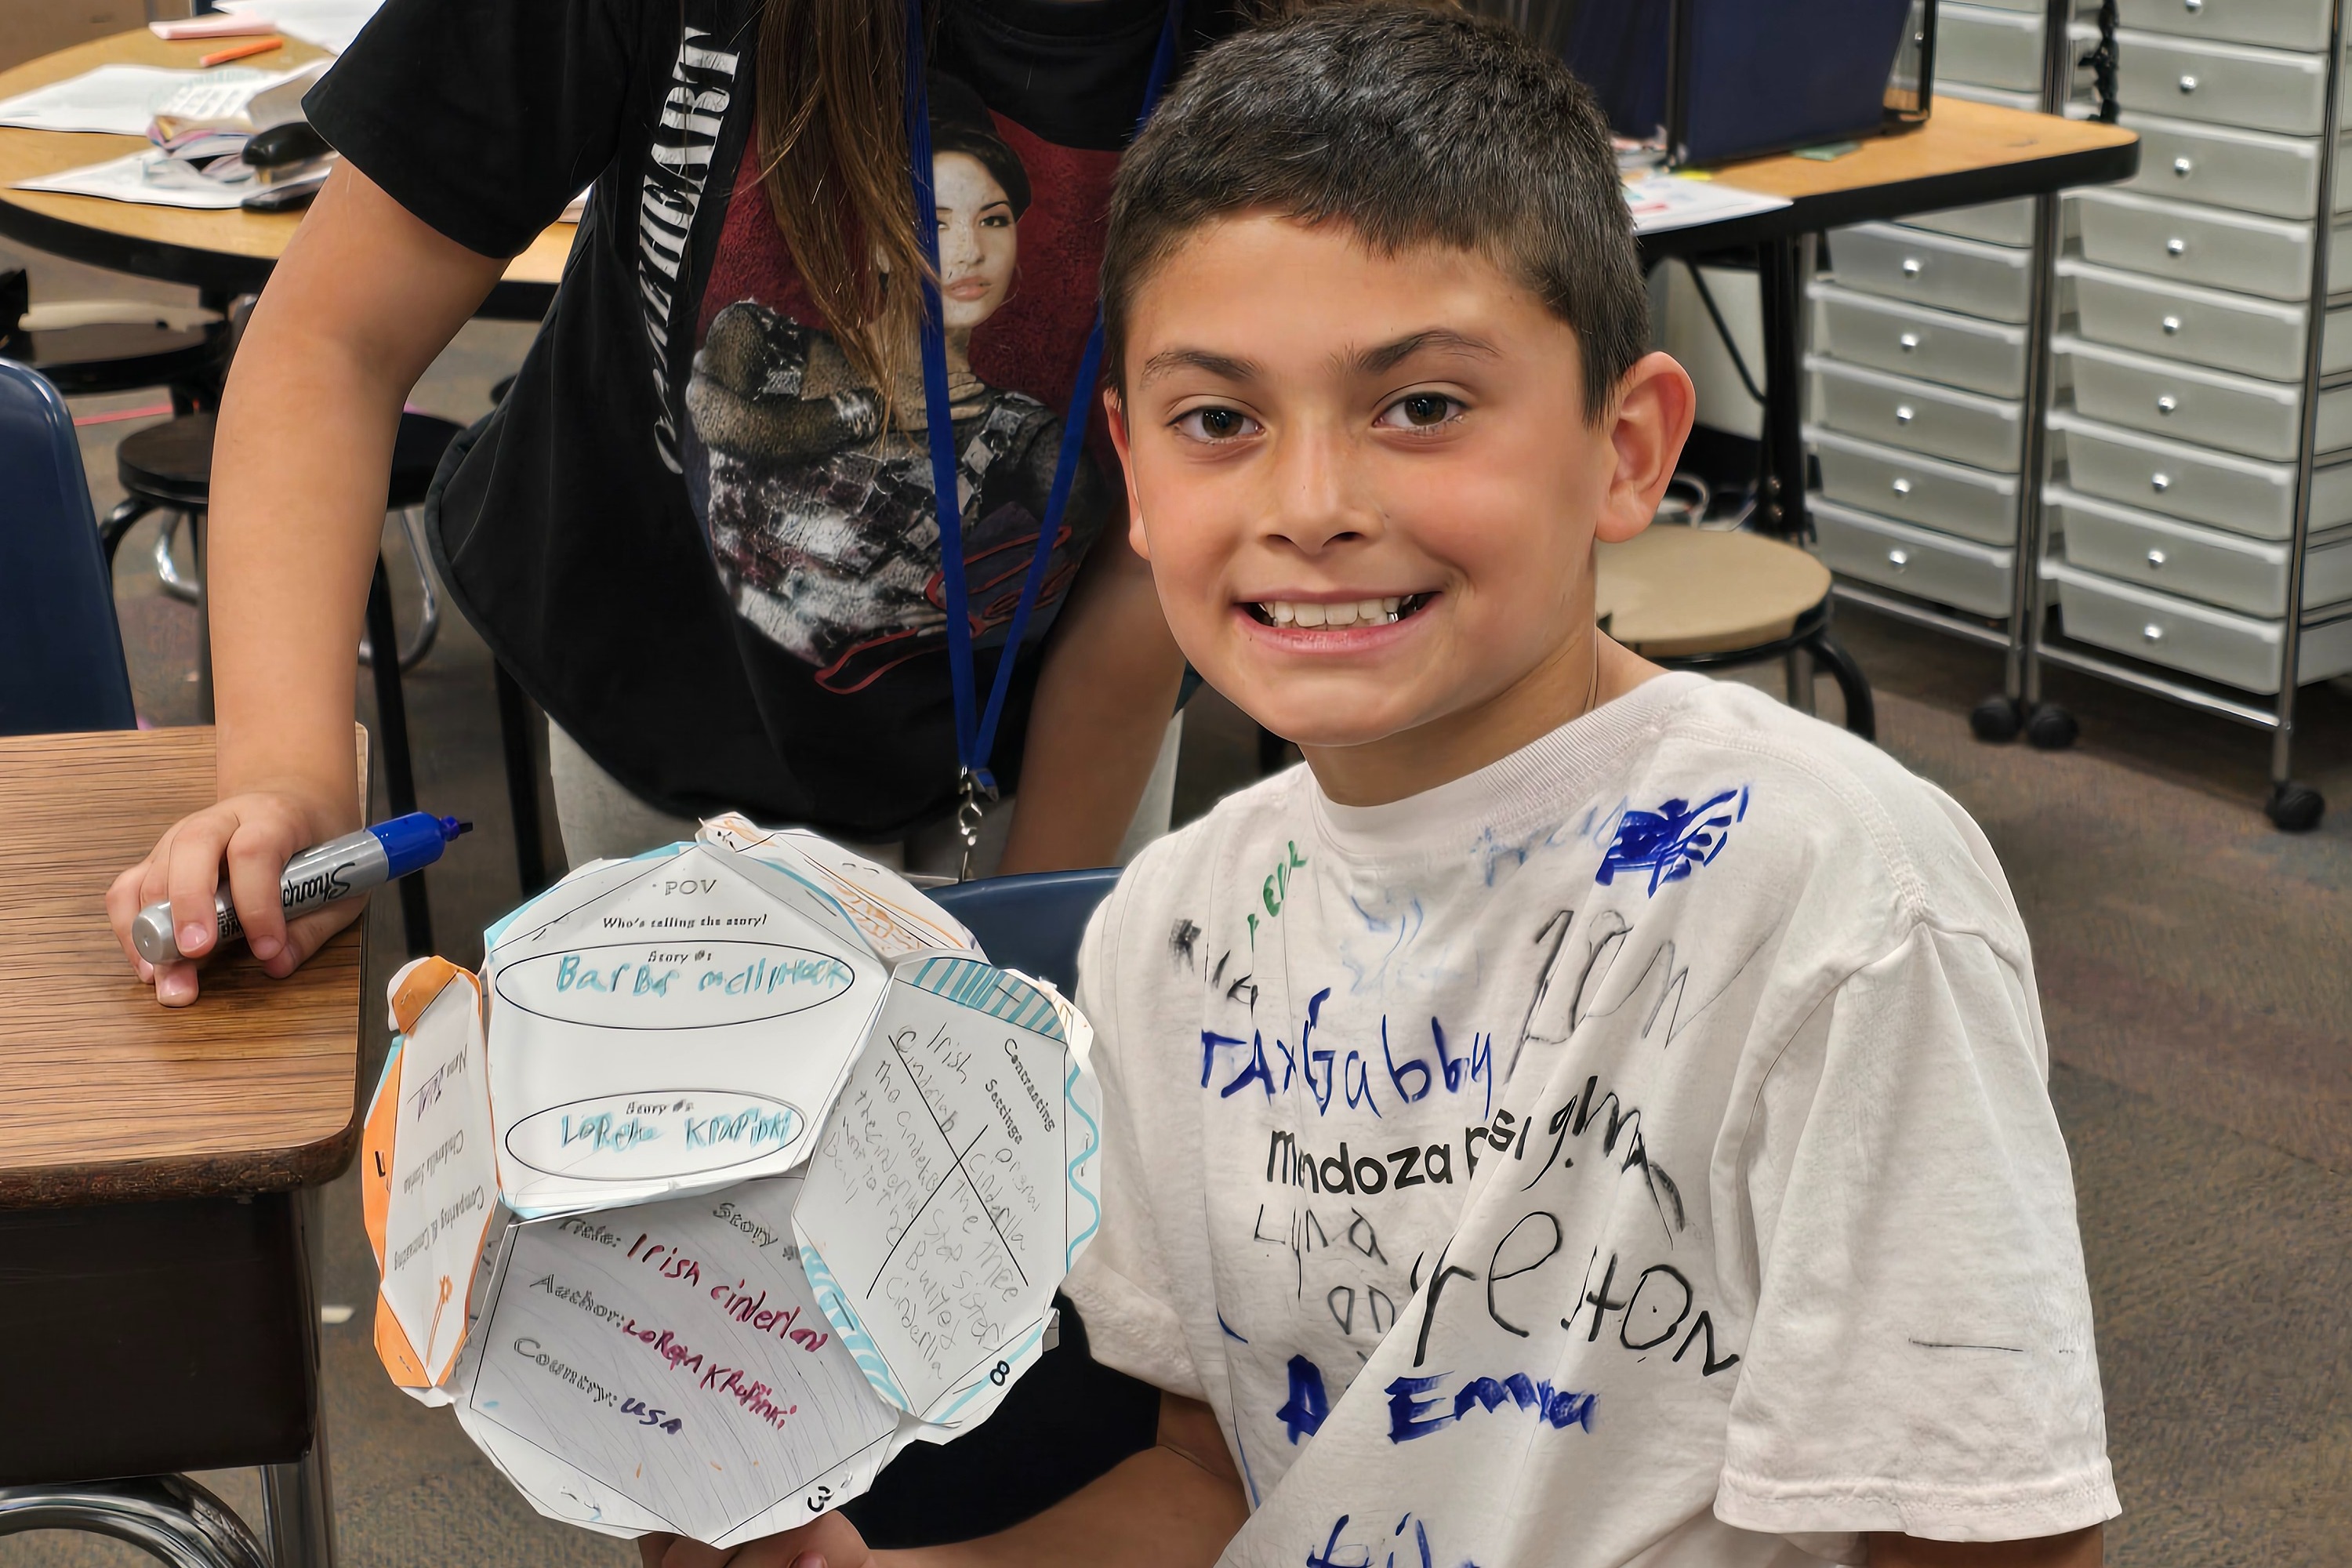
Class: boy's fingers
162,812,239,962
259,899,365,979
223,811,309,963
153,957,201,1007
658,1536,739,1568
106,860,156,975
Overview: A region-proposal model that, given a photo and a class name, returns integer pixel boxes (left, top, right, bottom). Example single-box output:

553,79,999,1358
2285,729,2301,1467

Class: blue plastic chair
0,359,135,735
844,865,1152,1548
927,866,1123,993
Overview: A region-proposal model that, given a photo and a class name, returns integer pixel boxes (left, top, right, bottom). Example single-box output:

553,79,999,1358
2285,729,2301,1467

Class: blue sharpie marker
131,811,471,964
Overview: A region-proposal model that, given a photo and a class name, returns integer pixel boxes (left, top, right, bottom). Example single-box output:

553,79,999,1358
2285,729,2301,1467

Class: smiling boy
649,9,2117,1568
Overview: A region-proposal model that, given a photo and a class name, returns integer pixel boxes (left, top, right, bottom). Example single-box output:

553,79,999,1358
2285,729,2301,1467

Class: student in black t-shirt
106,0,1238,1004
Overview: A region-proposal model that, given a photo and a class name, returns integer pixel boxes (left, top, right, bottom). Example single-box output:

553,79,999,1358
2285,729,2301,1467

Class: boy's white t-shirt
1064,673,2117,1568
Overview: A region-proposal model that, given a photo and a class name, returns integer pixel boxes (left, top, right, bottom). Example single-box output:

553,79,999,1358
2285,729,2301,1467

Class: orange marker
200,34,283,66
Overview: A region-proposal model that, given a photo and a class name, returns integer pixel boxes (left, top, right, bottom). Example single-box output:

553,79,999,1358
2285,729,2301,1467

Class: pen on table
131,811,472,964
201,34,284,66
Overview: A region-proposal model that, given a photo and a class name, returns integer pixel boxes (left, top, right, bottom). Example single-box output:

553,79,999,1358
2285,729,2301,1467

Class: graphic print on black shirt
684,76,1111,706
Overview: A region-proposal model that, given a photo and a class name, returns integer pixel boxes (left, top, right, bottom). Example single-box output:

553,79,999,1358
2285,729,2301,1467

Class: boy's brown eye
1379,393,1462,430
1175,406,1261,441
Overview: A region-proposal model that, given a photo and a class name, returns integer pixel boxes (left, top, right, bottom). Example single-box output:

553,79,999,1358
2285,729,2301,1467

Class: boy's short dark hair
1103,2,1648,425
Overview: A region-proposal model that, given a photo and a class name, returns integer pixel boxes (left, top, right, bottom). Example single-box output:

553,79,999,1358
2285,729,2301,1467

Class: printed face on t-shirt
935,151,1018,335
684,111,1111,698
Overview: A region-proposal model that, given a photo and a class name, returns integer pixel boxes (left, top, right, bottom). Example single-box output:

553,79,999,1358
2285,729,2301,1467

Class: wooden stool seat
1597,525,1874,740
1596,526,1833,658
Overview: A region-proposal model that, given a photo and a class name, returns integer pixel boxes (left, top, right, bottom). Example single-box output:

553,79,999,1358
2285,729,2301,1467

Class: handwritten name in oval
494,940,858,1031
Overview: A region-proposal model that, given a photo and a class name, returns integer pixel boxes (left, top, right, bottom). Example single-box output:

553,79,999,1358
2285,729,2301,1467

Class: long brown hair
753,0,930,398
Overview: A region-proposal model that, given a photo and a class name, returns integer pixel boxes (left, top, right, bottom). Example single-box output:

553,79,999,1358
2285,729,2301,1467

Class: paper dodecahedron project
362,816,1105,1547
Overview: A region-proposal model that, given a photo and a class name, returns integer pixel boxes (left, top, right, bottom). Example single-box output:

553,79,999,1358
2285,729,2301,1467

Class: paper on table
363,958,503,1392
15,150,253,209
479,827,973,1218
793,958,1102,1428
218,0,383,54
456,1177,902,1546
0,65,227,136
1622,172,1792,234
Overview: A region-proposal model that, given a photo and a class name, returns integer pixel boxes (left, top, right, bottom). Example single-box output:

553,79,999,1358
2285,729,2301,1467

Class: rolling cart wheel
1969,695,2023,742
2264,781,2325,833
2024,703,2078,751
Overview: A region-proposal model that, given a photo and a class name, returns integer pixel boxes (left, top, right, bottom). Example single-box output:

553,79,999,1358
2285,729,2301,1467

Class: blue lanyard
903,0,1181,856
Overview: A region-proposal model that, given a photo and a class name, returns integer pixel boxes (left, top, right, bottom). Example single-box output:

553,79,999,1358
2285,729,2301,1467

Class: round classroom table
0,29,572,319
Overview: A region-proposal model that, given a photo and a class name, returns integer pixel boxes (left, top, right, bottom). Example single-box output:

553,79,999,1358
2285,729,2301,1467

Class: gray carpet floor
8,321,2347,1565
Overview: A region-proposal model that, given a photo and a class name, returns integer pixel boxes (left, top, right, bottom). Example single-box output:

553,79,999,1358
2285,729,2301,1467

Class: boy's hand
105,786,363,1007
637,1511,877,1568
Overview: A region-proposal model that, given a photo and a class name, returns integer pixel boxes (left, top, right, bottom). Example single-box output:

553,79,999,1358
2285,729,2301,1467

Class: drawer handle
2161,315,2182,335
1899,332,1921,351
1900,257,1923,277
1895,405,1916,424
2172,156,2194,177
2157,395,2180,415
2166,238,2187,256
2147,549,2169,568
2178,74,2198,94
1887,550,1910,571
1891,477,1914,495
2183,0,2201,9
2151,471,2171,492
2143,623,2165,642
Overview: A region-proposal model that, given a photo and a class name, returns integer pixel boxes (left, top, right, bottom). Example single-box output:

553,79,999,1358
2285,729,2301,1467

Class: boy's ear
1595,352,1697,546
1105,387,1152,561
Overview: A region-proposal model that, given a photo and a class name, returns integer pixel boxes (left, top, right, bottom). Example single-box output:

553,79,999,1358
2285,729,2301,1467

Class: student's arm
104,163,506,1004
1871,1527,2103,1567
998,524,1187,873
639,1392,1249,1568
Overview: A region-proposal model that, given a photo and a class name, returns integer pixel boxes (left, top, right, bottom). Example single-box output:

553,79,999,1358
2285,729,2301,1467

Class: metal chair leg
261,1441,336,1568
1806,628,1876,742
101,498,156,568
0,1475,270,1568
1783,645,1818,715
357,510,441,672
493,662,550,898
366,557,433,956
154,511,203,605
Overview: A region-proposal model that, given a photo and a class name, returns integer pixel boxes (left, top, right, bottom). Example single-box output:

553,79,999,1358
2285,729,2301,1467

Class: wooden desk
1634,101,2138,549
0,31,572,318
0,725,365,1208
1645,97,2138,256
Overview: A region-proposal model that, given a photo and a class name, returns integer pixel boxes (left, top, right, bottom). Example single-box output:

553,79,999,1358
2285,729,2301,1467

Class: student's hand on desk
637,1512,878,1568
106,788,363,1007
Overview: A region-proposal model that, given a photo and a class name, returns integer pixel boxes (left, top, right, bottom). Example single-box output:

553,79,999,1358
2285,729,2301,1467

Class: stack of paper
363,816,1106,1548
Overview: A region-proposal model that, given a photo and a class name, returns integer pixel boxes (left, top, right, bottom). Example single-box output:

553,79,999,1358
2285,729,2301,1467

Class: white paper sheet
793,958,1102,1427
456,1178,902,1546
372,960,501,1387
219,0,384,53
1622,172,1792,234
14,150,253,209
479,832,965,1218
0,66,225,136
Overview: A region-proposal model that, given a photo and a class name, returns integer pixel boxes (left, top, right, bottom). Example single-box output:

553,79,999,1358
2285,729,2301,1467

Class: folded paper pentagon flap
476,823,977,1220
793,957,1104,1431
451,1176,909,1546
365,956,503,1396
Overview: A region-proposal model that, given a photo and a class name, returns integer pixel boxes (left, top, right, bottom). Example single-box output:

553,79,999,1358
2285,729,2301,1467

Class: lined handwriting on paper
793,959,1099,1425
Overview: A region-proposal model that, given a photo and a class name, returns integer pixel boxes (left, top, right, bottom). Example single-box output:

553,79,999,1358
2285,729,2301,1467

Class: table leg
261,1445,336,1568
1755,234,1812,541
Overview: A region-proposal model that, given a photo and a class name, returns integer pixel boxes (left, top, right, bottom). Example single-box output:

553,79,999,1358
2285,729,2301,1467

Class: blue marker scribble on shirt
1595,787,1749,895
